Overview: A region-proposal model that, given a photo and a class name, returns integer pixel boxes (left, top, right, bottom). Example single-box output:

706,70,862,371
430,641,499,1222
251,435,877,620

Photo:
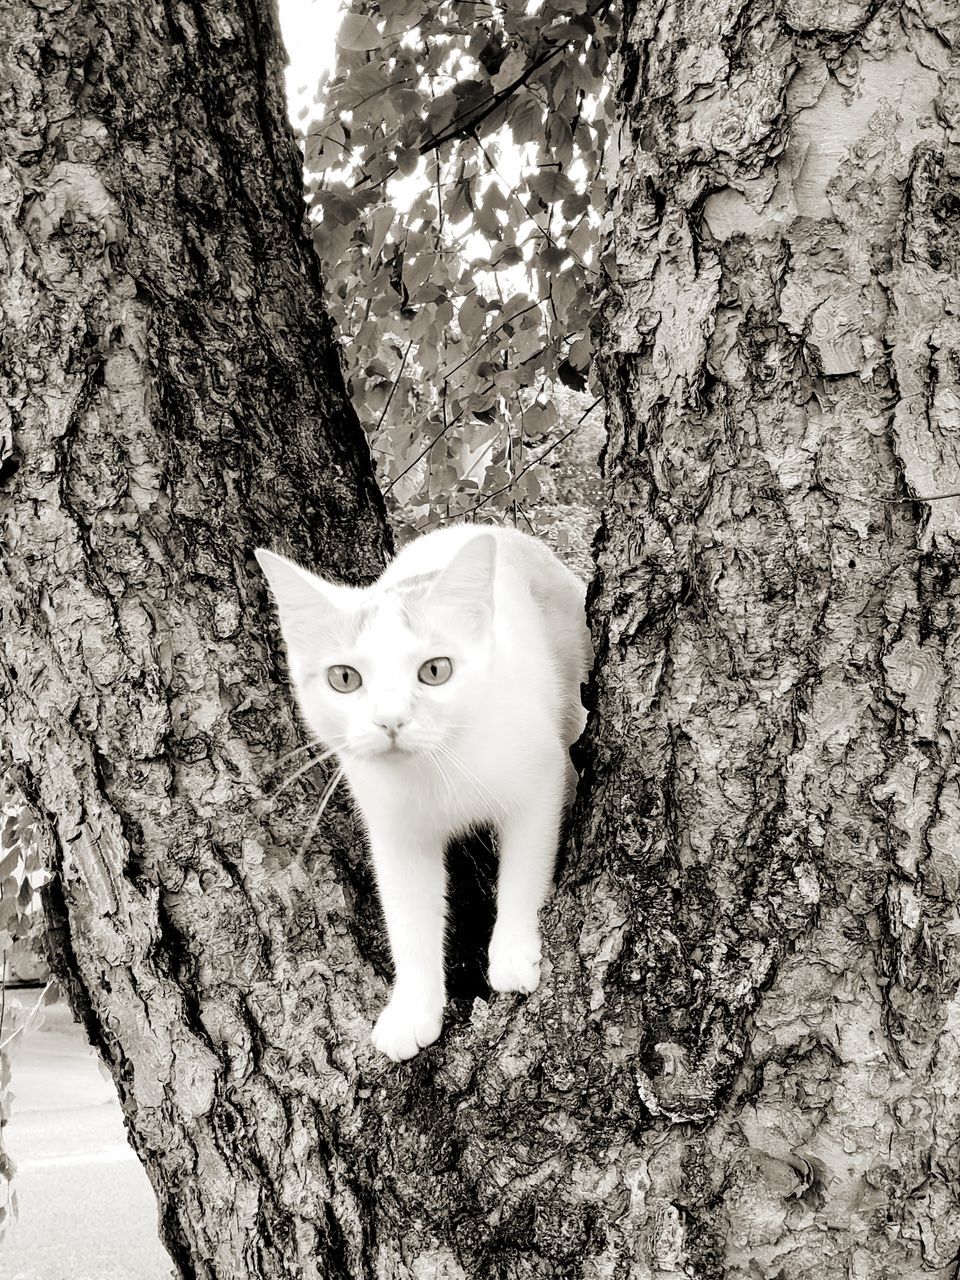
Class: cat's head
256,536,495,763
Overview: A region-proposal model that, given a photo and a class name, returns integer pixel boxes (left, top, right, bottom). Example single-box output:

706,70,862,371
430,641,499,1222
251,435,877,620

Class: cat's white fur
256,525,591,1061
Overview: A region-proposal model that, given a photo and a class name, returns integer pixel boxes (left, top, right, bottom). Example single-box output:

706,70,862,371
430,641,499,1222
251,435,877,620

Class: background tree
3,1,960,1279
0,0,392,1266
306,0,613,539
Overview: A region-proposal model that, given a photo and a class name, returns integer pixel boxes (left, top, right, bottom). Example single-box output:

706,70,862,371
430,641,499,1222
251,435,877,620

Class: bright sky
276,0,341,124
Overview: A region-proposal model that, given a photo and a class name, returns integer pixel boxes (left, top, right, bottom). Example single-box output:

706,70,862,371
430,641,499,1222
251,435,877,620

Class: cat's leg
368,833,447,1061
488,749,566,995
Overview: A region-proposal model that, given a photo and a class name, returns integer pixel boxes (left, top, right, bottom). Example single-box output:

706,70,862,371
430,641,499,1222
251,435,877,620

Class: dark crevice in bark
40,842,103,1056
161,1201,201,1280
444,827,498,1001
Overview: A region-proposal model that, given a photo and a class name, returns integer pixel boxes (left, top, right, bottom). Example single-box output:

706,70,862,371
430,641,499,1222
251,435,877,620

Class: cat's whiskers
268,742,344,802
265,738,326,776
434,742,501,815
426,750,458,810
298,766,346,855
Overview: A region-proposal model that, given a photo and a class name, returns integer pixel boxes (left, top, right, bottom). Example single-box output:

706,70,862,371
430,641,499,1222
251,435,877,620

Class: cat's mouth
369,740,416,760
340,738,418,762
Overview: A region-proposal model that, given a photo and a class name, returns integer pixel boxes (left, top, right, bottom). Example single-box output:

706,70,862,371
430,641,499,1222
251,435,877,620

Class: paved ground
3,1001,174,1280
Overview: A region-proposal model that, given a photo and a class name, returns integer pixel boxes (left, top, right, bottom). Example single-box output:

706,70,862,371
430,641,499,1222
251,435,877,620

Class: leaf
521,471,542,501
475,199,505,239
337,13,383,52
550,268,581,316
404,251,439,292
369,206,395,259
491,47,526,90
338,65,389,106
501,293,535,320
304,122,347,173
445,179,473,224
312,219,354,268
546,115,574,168
410,283,447,305
538,245,568,273
490,245,524,269
313,189,363,226
524,400,560,436
507,94,543,146
567,220,596,258
424,92,459,136
459,294,487,339
528,169,576,204
568,336,592,371
511,325,544,361
543,18,592,42
562,191,591,220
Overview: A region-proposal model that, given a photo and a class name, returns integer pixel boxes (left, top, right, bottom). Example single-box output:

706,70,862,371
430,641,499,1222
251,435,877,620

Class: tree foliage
0,778,56,1238
304,0,614,538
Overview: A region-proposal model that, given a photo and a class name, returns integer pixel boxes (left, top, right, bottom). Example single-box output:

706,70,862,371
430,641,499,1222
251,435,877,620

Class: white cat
256,525,591,1061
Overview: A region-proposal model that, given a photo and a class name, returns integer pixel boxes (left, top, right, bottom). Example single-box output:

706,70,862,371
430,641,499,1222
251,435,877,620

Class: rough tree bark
579,0,960,1274
0,0,395,1271
3,0,960,1279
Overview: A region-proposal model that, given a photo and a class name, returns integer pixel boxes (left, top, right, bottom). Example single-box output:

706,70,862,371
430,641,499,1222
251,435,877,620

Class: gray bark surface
3,0,960,1278
580,0,960,1274
0,0,392,1274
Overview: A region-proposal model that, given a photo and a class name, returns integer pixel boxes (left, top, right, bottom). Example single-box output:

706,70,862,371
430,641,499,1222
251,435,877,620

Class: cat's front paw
371,993,444,1062
488,931,542,995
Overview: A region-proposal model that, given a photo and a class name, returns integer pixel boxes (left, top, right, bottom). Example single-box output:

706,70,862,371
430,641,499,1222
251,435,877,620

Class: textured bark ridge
581,0,960,1273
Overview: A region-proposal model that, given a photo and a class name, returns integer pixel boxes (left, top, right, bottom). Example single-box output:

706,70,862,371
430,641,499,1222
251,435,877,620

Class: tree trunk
0,0,392,1272
578,0,960,1274
4,0,960,1277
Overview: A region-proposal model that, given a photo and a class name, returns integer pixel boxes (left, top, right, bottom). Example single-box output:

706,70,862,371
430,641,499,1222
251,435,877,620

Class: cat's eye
327,664,362,693
418,657,452,686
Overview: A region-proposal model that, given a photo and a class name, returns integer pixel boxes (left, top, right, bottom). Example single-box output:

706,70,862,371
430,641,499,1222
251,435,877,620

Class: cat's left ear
429,535,496,628
254,549,342,648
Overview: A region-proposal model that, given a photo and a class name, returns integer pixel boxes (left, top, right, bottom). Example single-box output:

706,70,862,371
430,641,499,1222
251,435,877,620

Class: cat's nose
375,717,408,740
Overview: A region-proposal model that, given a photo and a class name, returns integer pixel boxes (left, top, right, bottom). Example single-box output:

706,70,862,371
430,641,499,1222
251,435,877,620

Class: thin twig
439,301,541,383
474,138,597,277
373,340,414,434
427,394,603,526
417,2,610,157
382,397,473,498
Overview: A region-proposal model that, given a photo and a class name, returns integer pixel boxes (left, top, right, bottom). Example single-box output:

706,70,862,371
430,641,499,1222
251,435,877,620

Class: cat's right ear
254,549,340,647
428,534,496,630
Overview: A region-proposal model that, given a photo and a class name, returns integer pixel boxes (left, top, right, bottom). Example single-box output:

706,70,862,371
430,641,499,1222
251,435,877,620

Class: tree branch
417,3,610,157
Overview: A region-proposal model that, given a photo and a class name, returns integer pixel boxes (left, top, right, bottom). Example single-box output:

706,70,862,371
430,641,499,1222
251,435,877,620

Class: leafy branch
313,0,616,537
419,2,612,156
437,396,603,524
